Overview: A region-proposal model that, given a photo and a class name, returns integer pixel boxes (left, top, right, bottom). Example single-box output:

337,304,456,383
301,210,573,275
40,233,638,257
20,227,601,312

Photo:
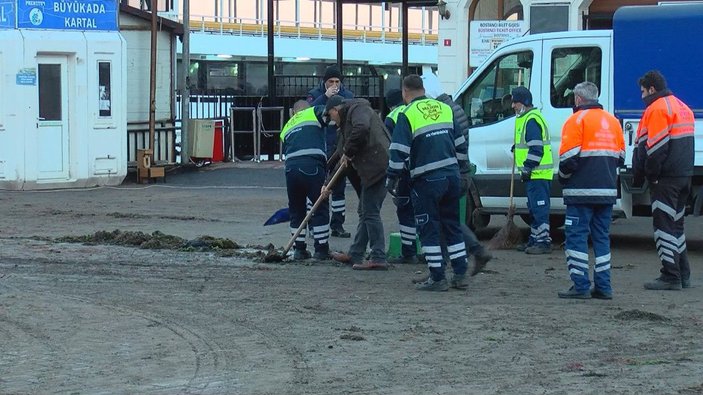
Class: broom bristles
487,207,523,250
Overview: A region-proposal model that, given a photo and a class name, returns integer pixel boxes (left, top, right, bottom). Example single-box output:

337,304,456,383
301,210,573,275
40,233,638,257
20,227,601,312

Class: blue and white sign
17,0,118,31
16,68,36,85
0,0,16,29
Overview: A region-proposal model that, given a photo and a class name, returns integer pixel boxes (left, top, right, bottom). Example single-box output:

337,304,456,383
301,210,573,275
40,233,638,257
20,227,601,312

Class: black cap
385,89,403,109
323,65,342,82
324,95,345,115
511,86,532,106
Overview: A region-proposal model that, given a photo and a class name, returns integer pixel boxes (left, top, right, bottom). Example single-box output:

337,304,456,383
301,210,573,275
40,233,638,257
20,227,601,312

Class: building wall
0,30,127,190
120,13,175,123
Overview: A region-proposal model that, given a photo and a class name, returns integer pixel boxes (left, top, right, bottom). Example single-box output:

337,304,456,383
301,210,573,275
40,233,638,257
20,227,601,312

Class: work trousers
330,174,347,231
650,177,691,283
348,177,387,262
412,173,467,281
285,162,329,253
393,170,418,258
526,179,552,246
564,204,613,293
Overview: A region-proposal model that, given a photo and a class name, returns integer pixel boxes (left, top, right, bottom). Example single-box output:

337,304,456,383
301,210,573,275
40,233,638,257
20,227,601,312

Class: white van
454,4,703,230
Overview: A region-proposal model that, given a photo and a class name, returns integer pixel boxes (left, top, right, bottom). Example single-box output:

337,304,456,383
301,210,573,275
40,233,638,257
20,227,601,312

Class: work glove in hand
520,169,532,183
385,177,399,197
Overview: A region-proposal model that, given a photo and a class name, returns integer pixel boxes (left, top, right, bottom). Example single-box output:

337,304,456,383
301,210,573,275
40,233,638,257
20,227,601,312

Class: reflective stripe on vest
280,107,321,141
514,108,553,180
387,105,406,124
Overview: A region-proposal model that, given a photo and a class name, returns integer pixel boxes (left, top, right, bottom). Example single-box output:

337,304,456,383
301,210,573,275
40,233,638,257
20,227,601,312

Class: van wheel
466,195,490,231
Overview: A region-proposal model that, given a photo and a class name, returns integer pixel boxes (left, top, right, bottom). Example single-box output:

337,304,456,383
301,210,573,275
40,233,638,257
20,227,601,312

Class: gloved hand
520,169,532,183
469,162,477,176
460,175,470,196
510,144,515,153
385,177,399,197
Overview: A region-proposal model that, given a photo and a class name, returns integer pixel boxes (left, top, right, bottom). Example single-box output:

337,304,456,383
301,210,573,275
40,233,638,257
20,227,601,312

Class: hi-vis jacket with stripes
387,96,468,180
280,105,327,165
384,104,407,132
558,103,625,205
633,90,695,182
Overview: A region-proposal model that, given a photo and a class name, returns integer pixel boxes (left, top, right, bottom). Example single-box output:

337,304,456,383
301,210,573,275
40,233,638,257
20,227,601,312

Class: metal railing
176,74,385,162
127,120,178,165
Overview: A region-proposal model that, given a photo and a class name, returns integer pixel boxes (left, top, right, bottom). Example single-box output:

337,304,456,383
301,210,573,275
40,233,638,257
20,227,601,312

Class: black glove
520,169,532,183
460,175,470,196
385,177,399,197
510,144,515,153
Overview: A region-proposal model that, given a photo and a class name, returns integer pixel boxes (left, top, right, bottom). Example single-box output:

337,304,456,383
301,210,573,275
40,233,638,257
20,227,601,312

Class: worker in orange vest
632,70,695,291
557,81,625,300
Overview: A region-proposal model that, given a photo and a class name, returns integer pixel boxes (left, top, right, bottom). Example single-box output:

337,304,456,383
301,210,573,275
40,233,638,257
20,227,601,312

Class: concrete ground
1,161,702,394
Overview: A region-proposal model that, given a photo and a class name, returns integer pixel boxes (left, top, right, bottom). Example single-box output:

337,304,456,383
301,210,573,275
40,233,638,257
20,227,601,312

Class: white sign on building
469,20,527,67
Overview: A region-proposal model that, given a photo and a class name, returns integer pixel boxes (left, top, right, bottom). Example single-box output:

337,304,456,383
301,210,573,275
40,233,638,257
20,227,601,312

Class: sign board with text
469,20,527,67
17,0,118,31
0,0,16,29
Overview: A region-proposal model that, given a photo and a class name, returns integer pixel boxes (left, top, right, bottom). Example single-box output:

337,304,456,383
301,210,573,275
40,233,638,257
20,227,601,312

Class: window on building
461,51,533,126
38,64,62,121
530,5,569,34
98,62,112,117
550,47,602,108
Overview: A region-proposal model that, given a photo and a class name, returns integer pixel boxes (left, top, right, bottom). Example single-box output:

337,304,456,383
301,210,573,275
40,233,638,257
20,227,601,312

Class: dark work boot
450,274,469,290
331,228,351,238
644,278,682,291
525,244,553,255
470,251,492,276
682,278,691,289
590,288,613,300
293,249,311,261
416,277,449,292
557,286,591,299
313,246,331,261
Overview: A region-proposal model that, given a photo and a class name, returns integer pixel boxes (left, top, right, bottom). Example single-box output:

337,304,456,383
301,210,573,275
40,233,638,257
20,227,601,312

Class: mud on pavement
1,165,703,394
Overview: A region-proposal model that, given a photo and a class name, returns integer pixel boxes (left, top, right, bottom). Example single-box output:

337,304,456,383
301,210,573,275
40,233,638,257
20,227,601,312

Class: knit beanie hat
385,89,403,109
323,65,342,82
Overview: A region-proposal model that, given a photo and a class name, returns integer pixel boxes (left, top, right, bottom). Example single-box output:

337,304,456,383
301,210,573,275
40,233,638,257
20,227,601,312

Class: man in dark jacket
387,75,470,291
325,95,391,270
280,100,331,260
307,65,355,238
632,70,695,291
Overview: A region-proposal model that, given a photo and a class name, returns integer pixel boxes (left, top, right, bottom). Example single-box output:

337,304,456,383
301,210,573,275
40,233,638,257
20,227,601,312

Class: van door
36,55,70,180
455,42,541,211
540,36,617,212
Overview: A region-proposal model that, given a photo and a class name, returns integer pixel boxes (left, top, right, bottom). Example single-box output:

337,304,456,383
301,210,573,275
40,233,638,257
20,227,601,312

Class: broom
263,161,347,262
487,149,523,250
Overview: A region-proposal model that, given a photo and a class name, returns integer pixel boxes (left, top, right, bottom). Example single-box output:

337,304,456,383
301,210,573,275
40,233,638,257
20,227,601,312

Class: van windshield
461,51,533,127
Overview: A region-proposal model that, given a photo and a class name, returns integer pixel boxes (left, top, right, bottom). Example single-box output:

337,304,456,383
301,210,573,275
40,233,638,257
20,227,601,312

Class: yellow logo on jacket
416,100,443,121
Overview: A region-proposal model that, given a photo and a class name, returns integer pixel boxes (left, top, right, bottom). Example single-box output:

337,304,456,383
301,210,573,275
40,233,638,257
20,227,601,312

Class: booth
0,0,127,190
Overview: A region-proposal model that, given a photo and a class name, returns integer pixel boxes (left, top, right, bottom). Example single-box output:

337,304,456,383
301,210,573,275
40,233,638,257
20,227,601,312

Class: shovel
263,161,348,262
